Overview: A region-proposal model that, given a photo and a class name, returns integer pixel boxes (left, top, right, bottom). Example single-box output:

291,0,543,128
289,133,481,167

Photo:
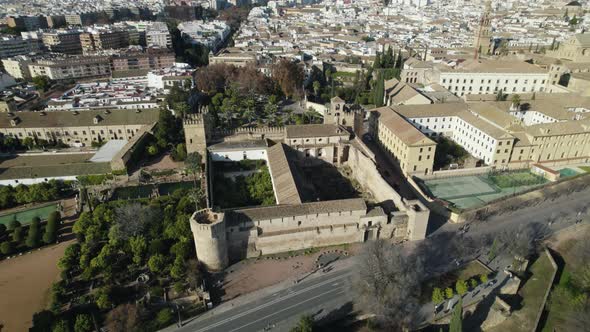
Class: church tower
473,1,493,58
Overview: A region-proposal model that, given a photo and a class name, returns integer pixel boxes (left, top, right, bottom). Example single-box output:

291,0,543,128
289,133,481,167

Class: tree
12,225,23,243
156,308,174,327
290,315,314,332
511,94,521,107
58,243,81,273
271,58,304,98
449,298,463,332
172,143,187,161
148,254,167,274
105,304,139,332
352,239,425,330
480,274,489,284
185,152,202,189
96,286,112,310
312,81,321,96
0,223,6,238
445,287,454,299
186,258,202,289
129,235,147,265
147,144,159,156
170,255,186,279
154,107,181,148
74,314,93,332
432,287,445,304
8,219,20,231
33,75,52,92
456,279,468,296
26,219,41,248
470,278,478,289
23,137,35,150
1,241,13,255
373,72,385,107
52,319,69,332
110,203,156,241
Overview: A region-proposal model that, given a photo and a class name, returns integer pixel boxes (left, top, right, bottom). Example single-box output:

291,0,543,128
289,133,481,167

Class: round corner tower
189,208,228,271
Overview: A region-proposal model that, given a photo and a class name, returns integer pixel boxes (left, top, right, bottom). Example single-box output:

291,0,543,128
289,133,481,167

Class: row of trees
431,274,489,304
0,211,61,256
0,180,70,209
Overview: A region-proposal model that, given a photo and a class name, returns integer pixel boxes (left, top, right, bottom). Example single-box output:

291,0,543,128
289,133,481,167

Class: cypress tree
374,71,385,107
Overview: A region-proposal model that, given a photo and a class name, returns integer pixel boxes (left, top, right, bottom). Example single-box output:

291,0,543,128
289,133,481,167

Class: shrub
74,314,93,332
8,219,21,231
445,287,454,299
1,241,13,255
456,279,468,296
156,308,174,327
26,224,40,248
480,274,489,284
432,287,445,304
12,225,24,243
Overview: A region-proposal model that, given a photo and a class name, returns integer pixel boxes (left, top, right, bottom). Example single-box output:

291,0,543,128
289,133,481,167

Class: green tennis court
424,175,499,200
0,203,59,226
422,171,548,210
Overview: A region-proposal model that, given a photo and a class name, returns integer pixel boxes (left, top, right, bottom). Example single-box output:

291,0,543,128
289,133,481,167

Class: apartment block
28,56,112,80
0,36,41,59
42,30,83,55
80,28,130,53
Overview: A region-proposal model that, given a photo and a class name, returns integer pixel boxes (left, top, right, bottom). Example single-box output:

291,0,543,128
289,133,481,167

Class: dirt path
0,241,72,332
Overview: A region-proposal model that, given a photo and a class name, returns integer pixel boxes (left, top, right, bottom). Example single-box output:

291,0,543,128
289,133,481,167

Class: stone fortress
183,99,430,270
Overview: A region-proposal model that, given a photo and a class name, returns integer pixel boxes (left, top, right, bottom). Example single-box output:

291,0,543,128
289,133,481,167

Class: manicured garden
0,211,62,258
30,188,207,332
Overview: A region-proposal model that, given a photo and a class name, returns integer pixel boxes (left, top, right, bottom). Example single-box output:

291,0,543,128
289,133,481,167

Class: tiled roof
0,108,159,129
266,143,303,205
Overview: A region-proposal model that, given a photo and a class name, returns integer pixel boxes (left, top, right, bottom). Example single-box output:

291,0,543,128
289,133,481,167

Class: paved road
173,269,353,332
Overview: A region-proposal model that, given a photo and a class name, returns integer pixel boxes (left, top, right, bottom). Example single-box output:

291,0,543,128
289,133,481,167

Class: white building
178,20,231,51
145,21,172,48
431,60,550,97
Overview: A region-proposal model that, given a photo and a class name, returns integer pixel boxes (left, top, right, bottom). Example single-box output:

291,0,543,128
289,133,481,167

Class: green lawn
489,252,556,332
579,166,590,173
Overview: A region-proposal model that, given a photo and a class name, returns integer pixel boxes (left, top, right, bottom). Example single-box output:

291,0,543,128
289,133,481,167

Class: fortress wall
255,224,364,255
346,143,404,208
212,127,286,142
248,210,366,233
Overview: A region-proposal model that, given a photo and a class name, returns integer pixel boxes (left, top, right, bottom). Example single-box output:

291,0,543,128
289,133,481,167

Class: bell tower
474,0,493,58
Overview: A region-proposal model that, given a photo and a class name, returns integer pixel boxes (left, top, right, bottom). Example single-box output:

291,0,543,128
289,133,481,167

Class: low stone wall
532,249,558,332
458,173,590,223
419,166,495,180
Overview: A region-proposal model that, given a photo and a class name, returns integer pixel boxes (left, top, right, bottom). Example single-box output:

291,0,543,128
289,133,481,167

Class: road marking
228,288,345,332
189,272,351,332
